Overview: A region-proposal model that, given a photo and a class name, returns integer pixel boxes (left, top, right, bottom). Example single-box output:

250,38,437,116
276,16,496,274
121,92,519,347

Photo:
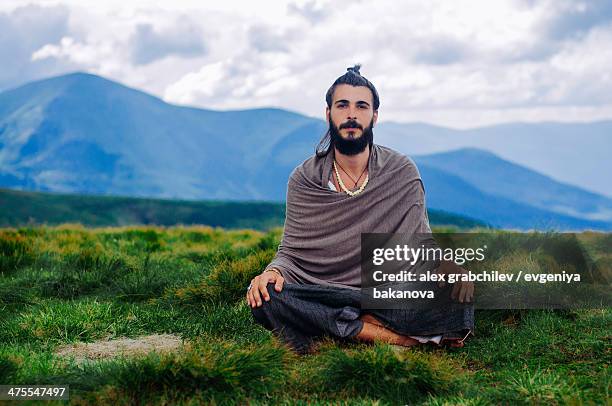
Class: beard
329,116,374,156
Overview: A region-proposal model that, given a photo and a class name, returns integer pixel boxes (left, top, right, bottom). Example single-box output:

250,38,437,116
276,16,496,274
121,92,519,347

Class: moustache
339,120,362,130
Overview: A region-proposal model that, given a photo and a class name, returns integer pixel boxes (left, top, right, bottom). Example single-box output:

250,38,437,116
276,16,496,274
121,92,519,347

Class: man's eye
338,105,347,108
358,105,367,109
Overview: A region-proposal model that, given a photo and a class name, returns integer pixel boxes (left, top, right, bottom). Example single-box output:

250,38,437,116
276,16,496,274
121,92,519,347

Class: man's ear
325,107,330,122
373,110,378,126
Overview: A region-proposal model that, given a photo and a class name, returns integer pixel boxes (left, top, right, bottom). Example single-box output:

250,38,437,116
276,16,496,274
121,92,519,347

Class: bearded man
247,65,474,354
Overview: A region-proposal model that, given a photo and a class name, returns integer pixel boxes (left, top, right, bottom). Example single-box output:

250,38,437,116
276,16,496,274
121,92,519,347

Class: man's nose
347,106,358,120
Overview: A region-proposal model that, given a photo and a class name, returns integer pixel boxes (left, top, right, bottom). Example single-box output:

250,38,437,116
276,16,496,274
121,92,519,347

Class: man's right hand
246,269,285,308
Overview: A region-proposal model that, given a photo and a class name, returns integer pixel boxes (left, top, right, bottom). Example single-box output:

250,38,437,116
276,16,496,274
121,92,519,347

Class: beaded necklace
333,160,369,196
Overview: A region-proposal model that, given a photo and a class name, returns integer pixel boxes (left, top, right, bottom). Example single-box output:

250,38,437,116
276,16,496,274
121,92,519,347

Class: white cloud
1,0,612,127
163,52,298,108
130,17,207,65
31,36,126,77
0,4,72,89
287,0,328,24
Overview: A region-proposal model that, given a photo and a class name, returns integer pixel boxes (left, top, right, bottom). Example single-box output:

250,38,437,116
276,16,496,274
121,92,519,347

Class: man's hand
246,269,285,308
436,260,474,303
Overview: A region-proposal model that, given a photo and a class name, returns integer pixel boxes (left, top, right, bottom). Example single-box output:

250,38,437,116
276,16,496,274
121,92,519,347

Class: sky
1,0,612,128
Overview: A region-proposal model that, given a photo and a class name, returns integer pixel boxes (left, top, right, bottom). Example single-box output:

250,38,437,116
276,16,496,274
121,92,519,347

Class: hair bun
347,64,362,75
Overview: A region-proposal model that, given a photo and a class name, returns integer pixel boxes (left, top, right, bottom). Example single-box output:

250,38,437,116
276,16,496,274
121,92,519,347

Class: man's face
326,84,378,156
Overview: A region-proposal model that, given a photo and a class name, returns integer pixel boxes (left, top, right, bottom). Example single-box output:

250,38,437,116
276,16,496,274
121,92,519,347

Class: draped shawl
265,143,434,289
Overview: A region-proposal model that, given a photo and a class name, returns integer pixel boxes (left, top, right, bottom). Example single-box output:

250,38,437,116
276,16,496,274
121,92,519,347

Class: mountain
0,72,321,199
1,72,611,231
376,121,612,199
414,148,612,222
415,162,610,231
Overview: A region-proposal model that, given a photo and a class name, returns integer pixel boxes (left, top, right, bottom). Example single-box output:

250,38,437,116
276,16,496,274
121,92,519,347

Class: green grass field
0,225,610,405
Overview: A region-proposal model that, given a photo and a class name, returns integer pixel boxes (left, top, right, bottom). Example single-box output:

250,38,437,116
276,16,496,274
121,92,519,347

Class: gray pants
252,283,474,354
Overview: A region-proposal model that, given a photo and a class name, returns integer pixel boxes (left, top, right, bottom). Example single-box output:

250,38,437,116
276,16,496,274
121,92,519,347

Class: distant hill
0,188,487,230
414,162,611,231
1,72,611,230
0,72,323,199
376,121,612,199
414,148,612,223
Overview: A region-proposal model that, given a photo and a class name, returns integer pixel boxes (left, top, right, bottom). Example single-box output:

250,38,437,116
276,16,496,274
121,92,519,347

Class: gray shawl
265,143,433,289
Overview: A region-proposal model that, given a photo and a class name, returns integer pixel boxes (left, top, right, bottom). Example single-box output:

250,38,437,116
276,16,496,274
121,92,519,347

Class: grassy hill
0,225,609,404
0,187,487,230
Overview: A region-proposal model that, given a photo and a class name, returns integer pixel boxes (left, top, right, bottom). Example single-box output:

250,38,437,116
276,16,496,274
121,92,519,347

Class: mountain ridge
1,72,610,231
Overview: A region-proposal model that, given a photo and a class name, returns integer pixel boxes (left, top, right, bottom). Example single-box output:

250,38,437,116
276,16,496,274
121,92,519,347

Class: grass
310,343,458,403
0,225,609,404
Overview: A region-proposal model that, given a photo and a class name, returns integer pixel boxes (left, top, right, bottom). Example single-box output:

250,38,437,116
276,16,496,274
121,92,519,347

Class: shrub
313,344,457,404
112,340,287,404
0,231,34,273
0,356,19,383
507,369,575,404
16,299,128,342
256,230,281,251
173,249,276,304
112,257,196,302
37,340,289,405
38,250,127,299
0,284,33,305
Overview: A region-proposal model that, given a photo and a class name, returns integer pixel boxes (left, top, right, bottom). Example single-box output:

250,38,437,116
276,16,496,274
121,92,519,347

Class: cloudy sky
1,0,611,128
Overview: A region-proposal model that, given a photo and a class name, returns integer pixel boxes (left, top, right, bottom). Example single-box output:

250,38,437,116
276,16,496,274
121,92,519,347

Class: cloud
163,52,298,108
543,0,612,40
247,25,290,53
159,0,612,128
405,35,472,65
30,35,127,80
497,0,612,62
2,0,612,129
32,37,109,66
129,18,207,65
287,0,327,24
547,23,612,105
0,4,72,90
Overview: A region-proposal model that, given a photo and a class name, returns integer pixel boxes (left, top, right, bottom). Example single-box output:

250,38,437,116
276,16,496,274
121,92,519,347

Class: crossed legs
251,284,468,353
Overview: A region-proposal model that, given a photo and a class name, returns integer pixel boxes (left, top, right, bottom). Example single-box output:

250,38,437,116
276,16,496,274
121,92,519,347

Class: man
247,65,474,354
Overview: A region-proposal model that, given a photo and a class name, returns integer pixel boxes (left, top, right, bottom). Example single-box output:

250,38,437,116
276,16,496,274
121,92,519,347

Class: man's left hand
436,260,474,303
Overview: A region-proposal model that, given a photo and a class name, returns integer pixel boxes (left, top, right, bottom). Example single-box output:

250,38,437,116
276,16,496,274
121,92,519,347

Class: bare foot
357,314,470,349
356,314,420,347
360,313,385,327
